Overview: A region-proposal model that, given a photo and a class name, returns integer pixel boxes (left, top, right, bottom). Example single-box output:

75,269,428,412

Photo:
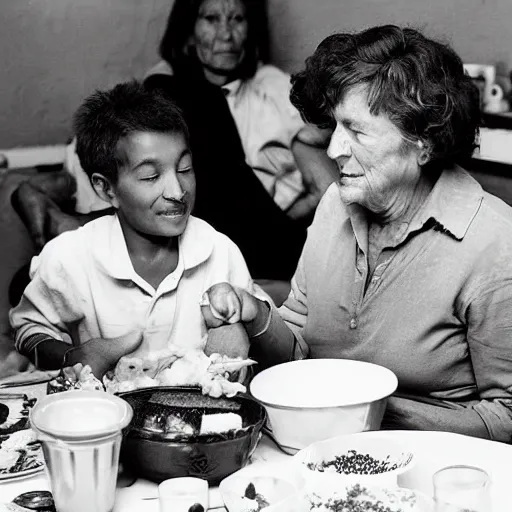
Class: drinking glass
433,465,491,512
158,477,209,512
30,390,133,512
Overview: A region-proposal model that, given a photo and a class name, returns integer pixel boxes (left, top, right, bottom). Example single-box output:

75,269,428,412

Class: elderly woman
10,0,336,301
201,25,512,442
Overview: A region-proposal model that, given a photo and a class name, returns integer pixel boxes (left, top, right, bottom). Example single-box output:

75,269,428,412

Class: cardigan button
349,318,357,329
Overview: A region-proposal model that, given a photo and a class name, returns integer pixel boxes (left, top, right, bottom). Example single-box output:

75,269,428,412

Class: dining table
0,382,511,511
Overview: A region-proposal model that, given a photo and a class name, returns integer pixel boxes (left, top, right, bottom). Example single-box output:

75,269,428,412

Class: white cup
158,477,209,512
30,390,133,512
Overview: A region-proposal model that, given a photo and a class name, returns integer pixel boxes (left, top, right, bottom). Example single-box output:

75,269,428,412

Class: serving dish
249,359,398,452
294,433,414,493
118,386,266,485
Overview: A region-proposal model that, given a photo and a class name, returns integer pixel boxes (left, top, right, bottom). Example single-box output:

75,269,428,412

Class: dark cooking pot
117,386,266,485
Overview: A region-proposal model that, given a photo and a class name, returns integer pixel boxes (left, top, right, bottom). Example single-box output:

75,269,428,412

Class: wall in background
2,0,512,148
268,0,512,78
0,0,170,149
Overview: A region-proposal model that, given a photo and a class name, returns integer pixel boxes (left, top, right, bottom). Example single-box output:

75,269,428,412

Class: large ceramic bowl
249,359,398,452
118,386,266,485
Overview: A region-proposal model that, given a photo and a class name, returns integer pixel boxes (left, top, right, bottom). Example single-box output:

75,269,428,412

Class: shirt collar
407,166,484,241
94,215,215,280
221,78,243,97
345,166,484,250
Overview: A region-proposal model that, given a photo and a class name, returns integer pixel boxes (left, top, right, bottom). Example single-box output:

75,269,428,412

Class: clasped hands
200,283,269,335
63,283,266,379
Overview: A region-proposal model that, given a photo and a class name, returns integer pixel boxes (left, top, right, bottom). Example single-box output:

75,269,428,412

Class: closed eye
140,175,159,182
177,166,193,174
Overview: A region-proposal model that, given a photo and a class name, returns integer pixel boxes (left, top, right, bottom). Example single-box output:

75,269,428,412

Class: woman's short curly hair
290,25,480,169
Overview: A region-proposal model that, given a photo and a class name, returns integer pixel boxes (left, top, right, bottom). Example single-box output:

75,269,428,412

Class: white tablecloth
1,384,511,511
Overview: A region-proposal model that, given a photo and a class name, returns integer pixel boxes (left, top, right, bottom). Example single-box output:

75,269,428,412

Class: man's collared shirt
10,215,257,357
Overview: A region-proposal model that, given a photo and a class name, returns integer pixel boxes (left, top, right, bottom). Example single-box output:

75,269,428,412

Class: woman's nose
327,125,352,160
217,19,233,40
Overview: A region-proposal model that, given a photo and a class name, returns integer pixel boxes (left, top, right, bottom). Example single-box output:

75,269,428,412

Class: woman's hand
201,283,272,340
200,283,260,327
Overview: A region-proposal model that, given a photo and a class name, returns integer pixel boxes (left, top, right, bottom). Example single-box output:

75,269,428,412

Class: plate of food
307,483,435,512
0,394,44,481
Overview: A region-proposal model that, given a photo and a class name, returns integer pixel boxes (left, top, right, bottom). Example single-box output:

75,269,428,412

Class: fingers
200,284,243,327
201,283,261,330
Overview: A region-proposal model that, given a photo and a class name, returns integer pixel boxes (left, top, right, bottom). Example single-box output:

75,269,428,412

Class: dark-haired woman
201,25,512,442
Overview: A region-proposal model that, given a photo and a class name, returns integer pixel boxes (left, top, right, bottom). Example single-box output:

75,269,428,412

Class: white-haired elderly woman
201,25,512,442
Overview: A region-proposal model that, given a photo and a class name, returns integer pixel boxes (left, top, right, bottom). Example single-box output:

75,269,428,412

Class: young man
10,81,263,380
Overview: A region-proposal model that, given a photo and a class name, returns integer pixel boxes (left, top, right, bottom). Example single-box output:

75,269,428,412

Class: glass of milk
30,390,133,512
433,465,491,512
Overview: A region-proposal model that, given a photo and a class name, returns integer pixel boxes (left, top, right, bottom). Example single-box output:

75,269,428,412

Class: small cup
433,465,491,512
158,477,209,512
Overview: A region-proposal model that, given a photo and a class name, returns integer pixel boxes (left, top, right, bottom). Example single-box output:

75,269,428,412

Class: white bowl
219,463,308,512
294,433,415,494
249,359,398,452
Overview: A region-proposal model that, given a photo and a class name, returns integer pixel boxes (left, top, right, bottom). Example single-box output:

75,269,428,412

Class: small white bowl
294,433,415,494
249,359,398,452
219,464,307,512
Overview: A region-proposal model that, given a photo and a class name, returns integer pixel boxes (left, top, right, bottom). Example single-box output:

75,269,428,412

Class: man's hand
65,330,143,379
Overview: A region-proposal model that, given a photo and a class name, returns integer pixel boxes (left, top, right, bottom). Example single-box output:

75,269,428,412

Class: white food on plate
308,484,424,511
200,413,243,434
0,449,20,471
103,347,251,398
0,429,37,451
0,399,42,475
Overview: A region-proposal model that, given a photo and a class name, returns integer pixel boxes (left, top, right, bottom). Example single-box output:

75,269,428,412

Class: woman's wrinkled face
327,86,422,216
110,130,196,240
192,0,248,79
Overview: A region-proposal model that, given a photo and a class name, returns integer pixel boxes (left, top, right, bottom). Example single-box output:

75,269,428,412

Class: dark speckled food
118,386,266,485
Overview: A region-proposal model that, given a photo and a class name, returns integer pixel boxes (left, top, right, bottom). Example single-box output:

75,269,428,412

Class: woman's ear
416,140,431,166
417,151,430,166
91,173,119,208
